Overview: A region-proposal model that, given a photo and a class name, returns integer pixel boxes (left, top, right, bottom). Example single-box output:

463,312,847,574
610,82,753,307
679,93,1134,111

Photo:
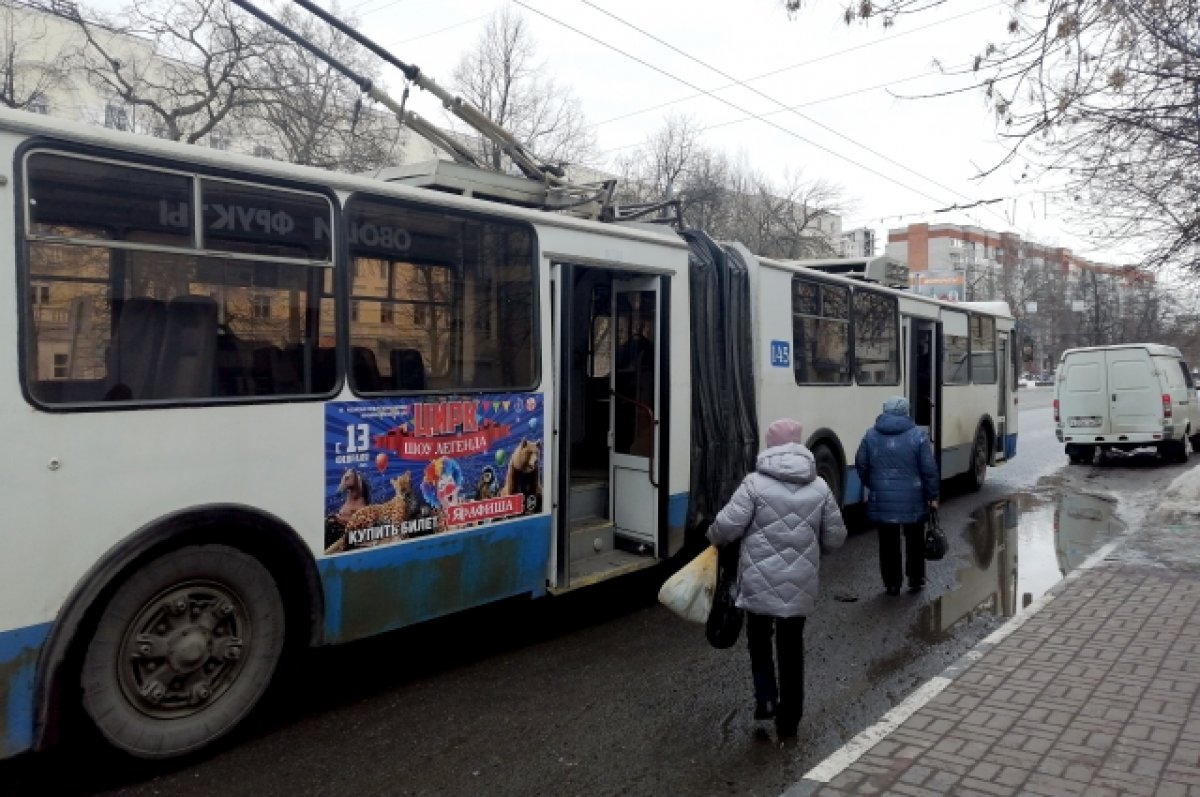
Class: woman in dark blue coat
854,396,940,595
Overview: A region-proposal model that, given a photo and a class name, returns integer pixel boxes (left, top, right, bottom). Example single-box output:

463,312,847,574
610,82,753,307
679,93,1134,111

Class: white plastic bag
657,545,718,623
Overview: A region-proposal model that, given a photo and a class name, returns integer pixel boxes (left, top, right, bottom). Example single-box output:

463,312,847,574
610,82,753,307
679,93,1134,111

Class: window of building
380,304,395,325
852,291,899,384
252,145,275,160
28,93,49,115
345,196,538,393
970,315,997,383
251,295,271,319
21,151,337,405
103,102,129,131
792,277,851,385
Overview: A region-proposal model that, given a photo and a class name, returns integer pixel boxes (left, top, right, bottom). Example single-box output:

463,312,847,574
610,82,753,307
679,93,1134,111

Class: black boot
754,699,777,720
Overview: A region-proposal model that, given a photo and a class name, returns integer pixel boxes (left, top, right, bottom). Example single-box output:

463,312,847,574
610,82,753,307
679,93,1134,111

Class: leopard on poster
323,393,544,554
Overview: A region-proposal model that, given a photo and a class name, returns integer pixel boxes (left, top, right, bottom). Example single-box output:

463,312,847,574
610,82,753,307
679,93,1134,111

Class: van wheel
812,444,843,508
1171,435,1192,463
963,427,990,491
1065,444,1089,464
81,545,285,759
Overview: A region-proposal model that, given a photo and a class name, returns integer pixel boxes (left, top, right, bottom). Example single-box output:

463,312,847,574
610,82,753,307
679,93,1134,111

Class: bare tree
613,113,704,205
1,2,67,111
617,114,849,257
450,8,595,173
247,4,402,172
785,0,1200,274
64,0,273,143
751,169,845,258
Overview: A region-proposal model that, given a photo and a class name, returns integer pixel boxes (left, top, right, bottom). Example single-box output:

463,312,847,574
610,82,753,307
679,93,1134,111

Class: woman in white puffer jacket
707,418,847,739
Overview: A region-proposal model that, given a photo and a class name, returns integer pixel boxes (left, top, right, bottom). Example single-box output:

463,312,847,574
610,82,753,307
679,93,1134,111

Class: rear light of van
1053,399,1060,422
1163,394,1173,418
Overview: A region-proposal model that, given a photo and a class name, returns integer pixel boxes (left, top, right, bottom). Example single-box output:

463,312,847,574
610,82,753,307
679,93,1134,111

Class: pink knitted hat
766,418,804,447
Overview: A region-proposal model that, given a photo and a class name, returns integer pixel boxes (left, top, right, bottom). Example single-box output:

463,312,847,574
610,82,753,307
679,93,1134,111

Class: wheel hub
168,628,211,673
118,582,249,718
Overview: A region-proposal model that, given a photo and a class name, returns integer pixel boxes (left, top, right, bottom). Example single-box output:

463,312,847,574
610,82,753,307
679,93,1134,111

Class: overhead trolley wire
571,0,1022,231
580,0,982,207
512,0,954,208
591,2,1004,128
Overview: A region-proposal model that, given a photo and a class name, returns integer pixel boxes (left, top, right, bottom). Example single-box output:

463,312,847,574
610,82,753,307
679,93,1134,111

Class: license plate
1068,417,1102,428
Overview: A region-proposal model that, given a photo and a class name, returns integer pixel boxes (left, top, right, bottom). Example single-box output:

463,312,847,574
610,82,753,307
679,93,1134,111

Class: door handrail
611,390,659,488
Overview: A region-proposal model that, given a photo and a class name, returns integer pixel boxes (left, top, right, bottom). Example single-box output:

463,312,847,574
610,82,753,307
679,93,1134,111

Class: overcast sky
87,0,1128,264
316,0,1126,261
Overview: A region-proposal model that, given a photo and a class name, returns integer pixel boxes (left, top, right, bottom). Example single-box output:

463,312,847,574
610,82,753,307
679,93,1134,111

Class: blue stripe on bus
319,515,553,644
1005,433,1018,459
667,492,688,529
0,622,51,758
843,468,864,505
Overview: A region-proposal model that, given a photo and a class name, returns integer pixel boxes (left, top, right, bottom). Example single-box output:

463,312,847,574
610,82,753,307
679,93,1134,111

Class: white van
1054,344,1200,464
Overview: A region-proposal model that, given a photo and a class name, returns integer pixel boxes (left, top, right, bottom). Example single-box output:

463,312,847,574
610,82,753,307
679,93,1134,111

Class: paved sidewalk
786,560,1200,796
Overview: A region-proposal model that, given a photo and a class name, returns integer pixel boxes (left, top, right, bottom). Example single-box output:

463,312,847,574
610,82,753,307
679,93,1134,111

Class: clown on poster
323,393,544,554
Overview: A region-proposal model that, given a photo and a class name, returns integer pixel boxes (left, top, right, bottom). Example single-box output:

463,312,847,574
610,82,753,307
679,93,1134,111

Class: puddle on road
913,491,1126,643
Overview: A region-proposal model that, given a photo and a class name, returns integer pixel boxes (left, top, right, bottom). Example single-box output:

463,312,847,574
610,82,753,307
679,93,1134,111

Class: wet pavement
2,396,1190,797
788,469,1200,797
912,493,1126,645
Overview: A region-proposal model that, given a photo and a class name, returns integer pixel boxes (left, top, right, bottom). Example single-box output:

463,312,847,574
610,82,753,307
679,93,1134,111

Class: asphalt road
3,386,1187,797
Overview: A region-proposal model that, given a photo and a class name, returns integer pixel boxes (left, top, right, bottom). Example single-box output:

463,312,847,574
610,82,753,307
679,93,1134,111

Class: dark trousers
746,612,806,731
878,522,926,589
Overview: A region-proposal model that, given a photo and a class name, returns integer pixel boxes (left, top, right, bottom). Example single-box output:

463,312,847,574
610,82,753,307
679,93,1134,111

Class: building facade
2,0,435,163
840,227,876,258
886,222,1157,372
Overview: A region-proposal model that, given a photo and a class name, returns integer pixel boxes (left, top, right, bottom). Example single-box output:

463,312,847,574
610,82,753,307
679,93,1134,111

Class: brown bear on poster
502,438,542,500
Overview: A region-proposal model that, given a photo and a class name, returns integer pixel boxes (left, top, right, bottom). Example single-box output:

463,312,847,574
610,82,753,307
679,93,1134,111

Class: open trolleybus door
995,331,1009,462
908,317,943,471
609,276,661,550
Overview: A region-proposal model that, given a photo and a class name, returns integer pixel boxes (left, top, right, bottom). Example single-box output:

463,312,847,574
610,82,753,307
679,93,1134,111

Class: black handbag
925,508,947,561
706,541,745,649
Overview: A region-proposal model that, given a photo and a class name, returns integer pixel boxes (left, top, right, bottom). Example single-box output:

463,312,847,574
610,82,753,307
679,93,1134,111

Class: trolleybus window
852,291,899,385
792,276,851,385
942,310,970,385
970,315,997,384
21,151,337,406
344,196,537,393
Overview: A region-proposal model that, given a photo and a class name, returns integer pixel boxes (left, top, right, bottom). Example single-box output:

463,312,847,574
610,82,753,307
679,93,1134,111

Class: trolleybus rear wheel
963,426,990,492
812,444,843,508
81,544,285,759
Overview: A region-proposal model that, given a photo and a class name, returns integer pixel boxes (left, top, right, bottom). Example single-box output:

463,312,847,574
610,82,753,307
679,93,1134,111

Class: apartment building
840,226,876,258
2,0,435,162
886,222,1155,371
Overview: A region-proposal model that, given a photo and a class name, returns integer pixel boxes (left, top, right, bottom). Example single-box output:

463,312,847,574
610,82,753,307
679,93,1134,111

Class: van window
1159,358,1184,389
1180,362,1196,390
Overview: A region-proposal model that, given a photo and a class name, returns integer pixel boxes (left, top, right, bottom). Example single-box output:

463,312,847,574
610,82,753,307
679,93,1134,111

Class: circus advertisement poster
323,394,544,555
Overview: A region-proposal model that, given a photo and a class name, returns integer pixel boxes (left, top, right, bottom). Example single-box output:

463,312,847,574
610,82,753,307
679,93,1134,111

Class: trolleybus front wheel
81,544,285,759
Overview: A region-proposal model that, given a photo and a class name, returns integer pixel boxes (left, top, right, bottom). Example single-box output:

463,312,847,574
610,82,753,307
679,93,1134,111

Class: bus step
553,548,659,594
569,478,608,520
569,516,614,561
